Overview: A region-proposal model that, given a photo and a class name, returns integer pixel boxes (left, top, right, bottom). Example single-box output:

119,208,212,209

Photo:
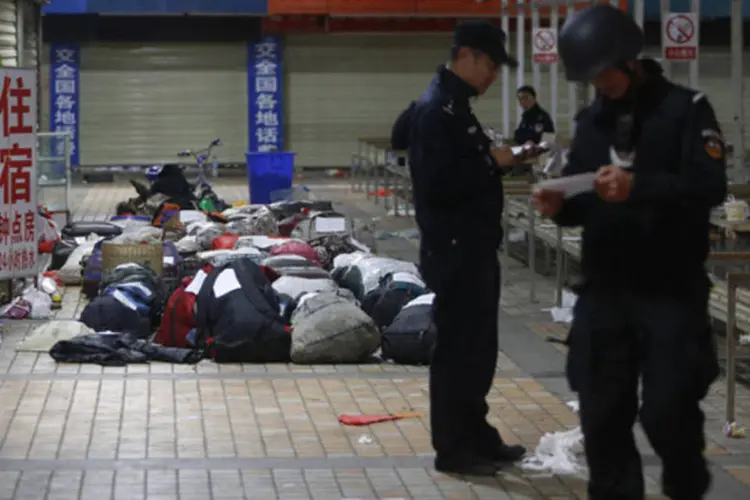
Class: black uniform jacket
514,104,555,144
392,66,504,253
554,60,727,293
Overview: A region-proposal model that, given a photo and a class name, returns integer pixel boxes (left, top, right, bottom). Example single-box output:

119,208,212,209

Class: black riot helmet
559,4,644,82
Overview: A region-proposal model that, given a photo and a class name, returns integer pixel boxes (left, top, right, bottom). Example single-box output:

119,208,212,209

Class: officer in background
513,85,555,145
532,5,724,499
391,21,526,476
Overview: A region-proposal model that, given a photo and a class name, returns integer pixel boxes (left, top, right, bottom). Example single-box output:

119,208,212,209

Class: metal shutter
79,43,248,165
0,0,16,67
20,0,37,69
284,33,571,168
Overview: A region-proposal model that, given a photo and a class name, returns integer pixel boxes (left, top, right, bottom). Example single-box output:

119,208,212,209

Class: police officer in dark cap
532,5,725,499
391,21,526,476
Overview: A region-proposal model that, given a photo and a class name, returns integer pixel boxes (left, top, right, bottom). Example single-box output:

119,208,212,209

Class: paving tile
726,466,750,486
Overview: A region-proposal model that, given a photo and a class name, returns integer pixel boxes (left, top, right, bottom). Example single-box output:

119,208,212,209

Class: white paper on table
535,172,597,199
314,217,347,233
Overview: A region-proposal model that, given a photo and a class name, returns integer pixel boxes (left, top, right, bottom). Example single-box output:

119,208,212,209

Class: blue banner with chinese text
50,44,80,166
248,37,283,153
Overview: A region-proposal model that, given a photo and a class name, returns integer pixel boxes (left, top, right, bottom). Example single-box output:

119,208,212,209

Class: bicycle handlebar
176,139,222,160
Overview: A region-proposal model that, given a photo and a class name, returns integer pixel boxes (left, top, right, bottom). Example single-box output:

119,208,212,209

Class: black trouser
566,281,719,500
420,243,505,457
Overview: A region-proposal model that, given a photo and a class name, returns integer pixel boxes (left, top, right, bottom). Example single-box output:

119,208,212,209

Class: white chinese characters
253,39,281,152
52,47,78,159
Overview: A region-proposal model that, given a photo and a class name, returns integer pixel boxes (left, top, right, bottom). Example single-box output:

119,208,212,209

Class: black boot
484,444,527,464
435,453,499,476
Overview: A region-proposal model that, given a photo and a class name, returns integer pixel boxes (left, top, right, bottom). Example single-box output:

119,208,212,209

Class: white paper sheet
535,172,597,199
314,217,347,233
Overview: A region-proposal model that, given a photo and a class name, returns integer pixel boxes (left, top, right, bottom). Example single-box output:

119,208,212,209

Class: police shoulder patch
701,129,725,160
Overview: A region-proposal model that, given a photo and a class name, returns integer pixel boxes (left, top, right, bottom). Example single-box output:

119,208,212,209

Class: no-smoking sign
532,27,558,64
663,12,699,61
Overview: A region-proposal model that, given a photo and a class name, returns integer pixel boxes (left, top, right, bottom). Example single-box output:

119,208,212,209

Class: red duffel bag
269,240,321,265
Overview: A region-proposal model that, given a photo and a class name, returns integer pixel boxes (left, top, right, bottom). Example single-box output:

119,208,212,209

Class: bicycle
176,137,223,189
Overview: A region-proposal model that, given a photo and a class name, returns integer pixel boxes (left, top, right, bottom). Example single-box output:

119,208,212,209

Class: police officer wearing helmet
390,21,527,476
532,5,725,499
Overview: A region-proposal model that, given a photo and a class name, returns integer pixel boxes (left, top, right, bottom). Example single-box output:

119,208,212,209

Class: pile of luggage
43,198,435,365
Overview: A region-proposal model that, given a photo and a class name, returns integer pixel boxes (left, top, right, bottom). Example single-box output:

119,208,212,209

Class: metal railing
37,131,72,221
351,138,413,217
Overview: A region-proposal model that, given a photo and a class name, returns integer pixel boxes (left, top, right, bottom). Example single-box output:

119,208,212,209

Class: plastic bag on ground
521,426,585,475
521,399,585,475
1,297,31,319
22,288,52,319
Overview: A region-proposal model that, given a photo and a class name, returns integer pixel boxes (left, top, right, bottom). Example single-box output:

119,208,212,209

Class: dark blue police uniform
514,104,555,144
391,21,522,472
555,59,725,499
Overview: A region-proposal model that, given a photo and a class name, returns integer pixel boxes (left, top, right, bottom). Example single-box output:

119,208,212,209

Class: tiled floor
0,179,745,498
